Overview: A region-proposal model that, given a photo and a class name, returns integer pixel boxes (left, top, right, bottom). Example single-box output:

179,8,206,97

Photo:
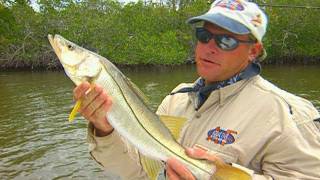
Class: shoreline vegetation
1,0,320,70
1,56,320,71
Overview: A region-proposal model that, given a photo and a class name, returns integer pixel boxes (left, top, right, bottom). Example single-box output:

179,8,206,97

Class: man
73,0,320,179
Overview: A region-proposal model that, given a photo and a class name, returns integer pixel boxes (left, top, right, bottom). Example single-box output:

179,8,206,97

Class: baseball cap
187,0,268,43
187,0,268,42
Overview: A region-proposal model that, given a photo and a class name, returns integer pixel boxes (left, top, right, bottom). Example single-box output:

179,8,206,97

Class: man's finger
101,94,112,112
88,94,110,120
185,146,207,160
85,101,102,118
73,81,90,100
80,85,103,112
167,158,195,180
166,166,180,180
185,145,225,166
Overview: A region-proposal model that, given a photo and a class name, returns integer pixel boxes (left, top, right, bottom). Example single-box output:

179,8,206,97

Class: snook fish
48,34,251,180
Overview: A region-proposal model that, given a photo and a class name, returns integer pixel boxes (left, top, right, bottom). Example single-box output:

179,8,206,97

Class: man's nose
204,39,218,54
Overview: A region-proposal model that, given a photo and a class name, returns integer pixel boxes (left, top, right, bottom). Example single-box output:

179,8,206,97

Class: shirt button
195,114,201,118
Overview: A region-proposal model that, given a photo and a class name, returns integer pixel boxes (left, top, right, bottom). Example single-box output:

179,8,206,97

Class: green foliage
0,0,320,69
257,0,320,63
0,4,16,49
0,0,48,68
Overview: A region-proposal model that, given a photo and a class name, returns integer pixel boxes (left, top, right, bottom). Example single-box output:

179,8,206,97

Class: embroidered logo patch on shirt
206,127,237,145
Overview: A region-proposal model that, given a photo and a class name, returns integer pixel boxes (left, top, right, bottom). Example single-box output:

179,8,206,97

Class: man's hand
166,145,225,180
166,158,195,180
73,81,113,136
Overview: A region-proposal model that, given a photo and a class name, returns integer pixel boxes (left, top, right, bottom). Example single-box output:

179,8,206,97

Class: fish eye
67,44,74,50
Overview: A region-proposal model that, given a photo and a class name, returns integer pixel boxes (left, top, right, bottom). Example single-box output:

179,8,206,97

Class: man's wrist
94,127,114,137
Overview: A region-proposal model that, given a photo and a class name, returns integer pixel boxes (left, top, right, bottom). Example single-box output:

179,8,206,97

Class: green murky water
0,65,319,179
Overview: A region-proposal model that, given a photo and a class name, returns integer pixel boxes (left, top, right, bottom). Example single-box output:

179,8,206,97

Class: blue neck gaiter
170,62,261,109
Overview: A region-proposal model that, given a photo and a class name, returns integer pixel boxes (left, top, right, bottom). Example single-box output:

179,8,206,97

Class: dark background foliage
0,0,319,69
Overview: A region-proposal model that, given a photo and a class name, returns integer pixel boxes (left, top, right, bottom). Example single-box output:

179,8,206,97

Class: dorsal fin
159,115,187,140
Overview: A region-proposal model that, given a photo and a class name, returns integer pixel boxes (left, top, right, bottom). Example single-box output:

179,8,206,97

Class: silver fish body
48,34,215,179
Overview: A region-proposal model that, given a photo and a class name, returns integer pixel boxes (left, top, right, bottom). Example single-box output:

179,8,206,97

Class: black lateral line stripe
102,65,209,173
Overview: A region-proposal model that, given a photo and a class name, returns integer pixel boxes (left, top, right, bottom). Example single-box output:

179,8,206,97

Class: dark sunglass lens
216,35,239,50
196,28,211,43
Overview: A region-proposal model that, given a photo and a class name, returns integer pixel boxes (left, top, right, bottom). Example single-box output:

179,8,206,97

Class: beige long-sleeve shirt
87,75,320,180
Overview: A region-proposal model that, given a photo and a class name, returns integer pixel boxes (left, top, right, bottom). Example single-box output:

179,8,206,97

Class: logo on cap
215,0,244,11
251,14,262,27
206,127,237,146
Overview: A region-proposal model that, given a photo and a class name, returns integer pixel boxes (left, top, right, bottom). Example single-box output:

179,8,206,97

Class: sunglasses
195,27,256,51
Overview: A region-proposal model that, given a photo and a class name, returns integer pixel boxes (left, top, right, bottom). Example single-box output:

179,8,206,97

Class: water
0,65,319,179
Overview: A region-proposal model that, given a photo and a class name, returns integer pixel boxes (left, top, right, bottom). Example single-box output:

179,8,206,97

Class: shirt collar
170,62,261,110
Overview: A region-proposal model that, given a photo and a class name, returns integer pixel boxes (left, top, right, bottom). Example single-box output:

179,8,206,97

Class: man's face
195,23,260,84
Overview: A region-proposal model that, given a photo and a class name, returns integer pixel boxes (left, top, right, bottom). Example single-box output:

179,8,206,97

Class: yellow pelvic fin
68,99,82,122
140,115,187,180
68,84,94,122
159,115,187,140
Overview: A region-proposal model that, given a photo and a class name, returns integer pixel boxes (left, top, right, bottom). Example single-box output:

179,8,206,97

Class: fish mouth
48,34,62,60
48,34,83,67
48,34,54,45
48,34,102,83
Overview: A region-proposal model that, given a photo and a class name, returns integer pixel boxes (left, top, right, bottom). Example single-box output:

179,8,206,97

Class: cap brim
187,13,250,35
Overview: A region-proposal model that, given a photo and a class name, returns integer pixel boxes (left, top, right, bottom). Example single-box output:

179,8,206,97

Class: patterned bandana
170,62,261,109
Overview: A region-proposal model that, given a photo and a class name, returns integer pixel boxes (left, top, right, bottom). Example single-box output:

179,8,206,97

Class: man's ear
248,43,263,62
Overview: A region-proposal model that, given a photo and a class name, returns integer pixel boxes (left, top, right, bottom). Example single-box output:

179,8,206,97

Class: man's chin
197,69,221,83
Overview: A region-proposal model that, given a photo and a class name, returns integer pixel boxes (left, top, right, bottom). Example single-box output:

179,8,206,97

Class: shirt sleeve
86,123,149,180
243,112,320,180
156,95,170,115
259,119,320,180
156,83,188,115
